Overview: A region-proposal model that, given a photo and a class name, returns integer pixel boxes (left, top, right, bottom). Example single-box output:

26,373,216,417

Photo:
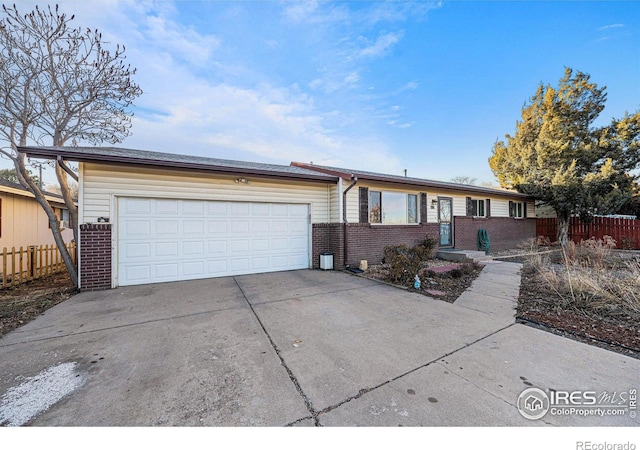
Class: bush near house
383,236,436,284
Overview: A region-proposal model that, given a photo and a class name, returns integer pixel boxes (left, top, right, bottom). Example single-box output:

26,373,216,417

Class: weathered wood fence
536,217,640,249
1,243,76,287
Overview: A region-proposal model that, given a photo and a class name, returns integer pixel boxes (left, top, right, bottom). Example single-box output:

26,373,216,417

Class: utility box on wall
320,252,334,270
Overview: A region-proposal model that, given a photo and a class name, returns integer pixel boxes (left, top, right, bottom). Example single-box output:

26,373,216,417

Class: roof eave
292,162,533,199
20,147,338,184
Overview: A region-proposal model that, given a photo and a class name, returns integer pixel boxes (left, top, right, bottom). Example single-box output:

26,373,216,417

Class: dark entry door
438,197,453,247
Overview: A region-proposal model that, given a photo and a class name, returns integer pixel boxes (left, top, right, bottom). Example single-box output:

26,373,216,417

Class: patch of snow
0,362,85,426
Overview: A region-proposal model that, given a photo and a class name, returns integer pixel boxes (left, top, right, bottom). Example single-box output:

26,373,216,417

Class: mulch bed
0,272,78,338
363,260,484,303
516,265,640,359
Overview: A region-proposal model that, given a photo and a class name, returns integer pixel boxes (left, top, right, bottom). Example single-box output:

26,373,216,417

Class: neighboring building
0,179,74,250
20,146,536,290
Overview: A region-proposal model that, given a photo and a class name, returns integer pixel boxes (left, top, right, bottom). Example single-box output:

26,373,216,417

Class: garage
117,197,310,286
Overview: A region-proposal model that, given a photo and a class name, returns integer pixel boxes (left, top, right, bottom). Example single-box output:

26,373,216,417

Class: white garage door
117,198,310,286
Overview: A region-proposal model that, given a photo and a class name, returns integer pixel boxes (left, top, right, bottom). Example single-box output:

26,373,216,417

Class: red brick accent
454,216,536,252
312,223,344,269
344,223,440,267
79,223,112,291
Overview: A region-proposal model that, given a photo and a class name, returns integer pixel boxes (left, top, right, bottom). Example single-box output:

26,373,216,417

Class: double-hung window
369,191,418,224
511,201,525,218
470,199,486,217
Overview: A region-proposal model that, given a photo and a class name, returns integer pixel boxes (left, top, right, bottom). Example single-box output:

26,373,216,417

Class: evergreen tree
489,68,640,245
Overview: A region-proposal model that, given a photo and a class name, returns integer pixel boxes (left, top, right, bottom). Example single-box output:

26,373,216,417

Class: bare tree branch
0,3,142,287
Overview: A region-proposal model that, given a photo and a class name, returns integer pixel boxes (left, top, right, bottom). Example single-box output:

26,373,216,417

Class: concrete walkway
0,265,638,426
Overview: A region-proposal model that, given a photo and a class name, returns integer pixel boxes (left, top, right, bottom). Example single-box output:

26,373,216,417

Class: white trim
110,194,118,288
338,177,343,223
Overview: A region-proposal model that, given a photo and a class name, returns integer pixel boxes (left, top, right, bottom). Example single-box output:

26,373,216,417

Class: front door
438,197,453,247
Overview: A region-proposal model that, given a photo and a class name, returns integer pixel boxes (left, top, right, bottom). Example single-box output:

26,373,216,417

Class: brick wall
344,223,440,267
79,223,112,291
312,223,344,269
454,217,536,252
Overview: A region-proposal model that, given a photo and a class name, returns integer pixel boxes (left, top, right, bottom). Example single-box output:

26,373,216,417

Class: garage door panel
183,220,205,235
183,201,205,215
118,198,309,286
289,204,309,217
208,260,228,274
123,220,151,237
252,256,270,270
124,242,151,258
230,221,250,234
208,221,227,233
289,237,308,251
271,204,288,216
208,241,227,254
183,261,205,276
231,203,250,215
155,199,179,214
122,198,151,215
183,241,205,256
156,242,179,257
230,258,250,272
155,263,178,279
272,221,288,233
289,219,308,233
252,203,270,216
251,220,270,233
123,265,151,283
252,239,270,251
230,239,250,253
156,220,179,235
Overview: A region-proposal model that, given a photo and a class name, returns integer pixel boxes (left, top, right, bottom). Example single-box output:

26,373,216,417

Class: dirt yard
0,272,78,338
364,259,484,303
497,242,640,359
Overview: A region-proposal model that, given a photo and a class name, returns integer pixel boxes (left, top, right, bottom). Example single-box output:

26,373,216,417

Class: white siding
329,182,341,223
81,163,332,224
341,179,534,223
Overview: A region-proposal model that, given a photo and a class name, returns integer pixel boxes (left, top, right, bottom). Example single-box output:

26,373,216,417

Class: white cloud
143,15,220,66
598,23,624,31
359,31,404,58
7,0,406,176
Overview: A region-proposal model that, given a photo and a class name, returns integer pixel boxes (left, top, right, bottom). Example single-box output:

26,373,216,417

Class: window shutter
485,199,491,218
523,202,528,218
0,198,2,238
420,193,427,224
509,201,514,217
466,197,473,216
359,187,369,223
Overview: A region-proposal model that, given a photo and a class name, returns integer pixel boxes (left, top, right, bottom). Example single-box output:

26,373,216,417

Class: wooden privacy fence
1,242,77,287
536,217,640,249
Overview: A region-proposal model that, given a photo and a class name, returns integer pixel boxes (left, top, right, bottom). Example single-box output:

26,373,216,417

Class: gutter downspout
342,175,358,268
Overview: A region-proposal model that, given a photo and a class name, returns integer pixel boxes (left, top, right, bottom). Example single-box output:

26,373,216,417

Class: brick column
79,223,112,291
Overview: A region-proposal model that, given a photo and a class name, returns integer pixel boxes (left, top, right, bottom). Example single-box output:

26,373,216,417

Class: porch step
436,249,493,263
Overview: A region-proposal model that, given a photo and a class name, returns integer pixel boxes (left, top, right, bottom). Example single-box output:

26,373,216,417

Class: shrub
383,236,436,285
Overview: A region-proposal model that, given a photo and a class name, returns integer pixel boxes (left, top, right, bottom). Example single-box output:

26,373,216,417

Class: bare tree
450,176,477,185
0,4,142,286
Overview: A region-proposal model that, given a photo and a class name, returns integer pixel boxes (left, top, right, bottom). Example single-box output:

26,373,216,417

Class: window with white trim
470,199,486,217
512,201,525,218
369,191,418,224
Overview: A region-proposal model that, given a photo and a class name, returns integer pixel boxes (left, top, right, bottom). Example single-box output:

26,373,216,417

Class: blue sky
3,0,640,187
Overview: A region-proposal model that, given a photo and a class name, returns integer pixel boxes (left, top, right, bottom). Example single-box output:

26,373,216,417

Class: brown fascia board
291,162,534,199
20,146,338,184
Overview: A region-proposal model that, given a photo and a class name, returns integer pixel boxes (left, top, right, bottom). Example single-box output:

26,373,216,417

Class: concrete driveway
0,265,638,426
